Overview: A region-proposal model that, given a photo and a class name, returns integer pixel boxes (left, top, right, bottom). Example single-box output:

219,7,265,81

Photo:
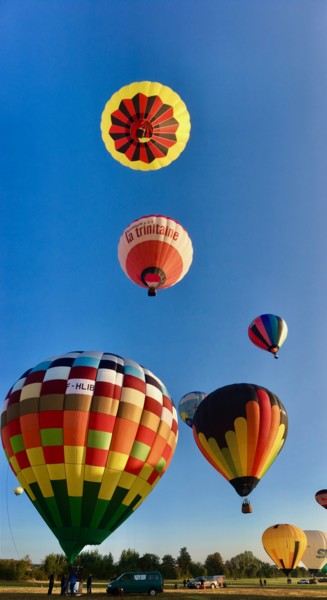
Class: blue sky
1,0,326,565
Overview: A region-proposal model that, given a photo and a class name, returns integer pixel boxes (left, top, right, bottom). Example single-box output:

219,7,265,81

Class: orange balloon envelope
262,524,307,576
101,81,191,171
1,351,178,563
118,214,193,296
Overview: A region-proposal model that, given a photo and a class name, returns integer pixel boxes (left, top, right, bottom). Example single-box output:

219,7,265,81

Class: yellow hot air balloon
262,524,307,576
14,486,24,495
101,81,191,170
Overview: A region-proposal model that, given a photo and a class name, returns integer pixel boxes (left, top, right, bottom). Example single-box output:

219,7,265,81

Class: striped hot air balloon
1,351,178,564
118,214,193,296
248,313,288,359
192,383,288,508
101,81,191,170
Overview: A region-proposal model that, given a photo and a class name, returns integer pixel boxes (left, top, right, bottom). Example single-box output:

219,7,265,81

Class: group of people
47,572,93,595
259,579,267,587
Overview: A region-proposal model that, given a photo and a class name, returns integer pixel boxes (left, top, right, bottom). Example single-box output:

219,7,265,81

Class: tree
204,552,225,575
189,561,205,577
42,553,68,579
176,547,192,577
118,549,140,573
138,553,160,571
160,555,178,579
225,551,262,578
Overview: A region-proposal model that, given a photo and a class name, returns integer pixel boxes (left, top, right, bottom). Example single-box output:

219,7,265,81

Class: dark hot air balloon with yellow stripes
192,383,288,511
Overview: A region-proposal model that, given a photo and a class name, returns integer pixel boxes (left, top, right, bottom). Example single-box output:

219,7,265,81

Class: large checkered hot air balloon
1,351,178,564
192,383,288,511
101,81,191,170
118,214,193,296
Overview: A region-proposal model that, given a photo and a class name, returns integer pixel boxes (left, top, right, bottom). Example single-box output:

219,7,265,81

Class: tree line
0,547,311,581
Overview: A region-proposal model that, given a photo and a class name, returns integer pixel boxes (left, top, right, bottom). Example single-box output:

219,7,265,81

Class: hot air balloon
118,214,193,296
248,314,288,359
192,383,288,510
101,81,191,170
178,391,206,428
1,351,178,564
14,486,24,495
262,524,307,576
315,490,327,510
302,530,327,574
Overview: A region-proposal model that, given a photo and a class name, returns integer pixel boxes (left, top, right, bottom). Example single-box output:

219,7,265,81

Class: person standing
61,574,68,595
69,572,77,596
48,573,55,595
87,574,93,594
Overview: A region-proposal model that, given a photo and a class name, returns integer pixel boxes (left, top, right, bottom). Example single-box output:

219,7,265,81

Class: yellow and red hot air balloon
101,81,191,170
192,383,288,511
118,214,193,296
315,489,327,510
248,314,288,359
262,524,307,576
1,351,178,564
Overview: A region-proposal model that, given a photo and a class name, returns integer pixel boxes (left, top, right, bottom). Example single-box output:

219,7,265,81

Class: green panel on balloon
69,497,83,527
89,498,111,529
44,496,64,528
81,482,101,526
87,430,111,449
41,428,63,446
131,441,150,461
52,480,71,526
10,434,25,453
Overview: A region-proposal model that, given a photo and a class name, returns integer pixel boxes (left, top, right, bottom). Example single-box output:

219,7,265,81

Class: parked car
106,572,163,595
297,579,310,584
187,576,225,589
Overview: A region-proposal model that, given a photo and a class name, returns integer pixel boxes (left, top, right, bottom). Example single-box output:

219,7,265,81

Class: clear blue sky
1,0,326,566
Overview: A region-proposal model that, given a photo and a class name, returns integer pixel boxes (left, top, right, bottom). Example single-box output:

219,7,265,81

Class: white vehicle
187,576,225,589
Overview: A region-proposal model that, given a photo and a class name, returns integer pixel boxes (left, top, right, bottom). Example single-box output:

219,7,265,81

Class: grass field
1,580,327,599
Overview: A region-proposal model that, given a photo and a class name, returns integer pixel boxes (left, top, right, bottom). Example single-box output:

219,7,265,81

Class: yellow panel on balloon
84,465,105,482
66,464,84,496
64,445,86,464
27,447,46,466
33,465,54,497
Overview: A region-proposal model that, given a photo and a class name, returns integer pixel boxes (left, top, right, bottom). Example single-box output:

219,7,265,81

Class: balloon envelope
178,391,206,427
192,383,288,497
14,486,24,495
315,489,327,510
101,81,191,170
118,214,193,296
301,530,327,573
262,524,307,576
248,314,288,358
1,351,178,564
